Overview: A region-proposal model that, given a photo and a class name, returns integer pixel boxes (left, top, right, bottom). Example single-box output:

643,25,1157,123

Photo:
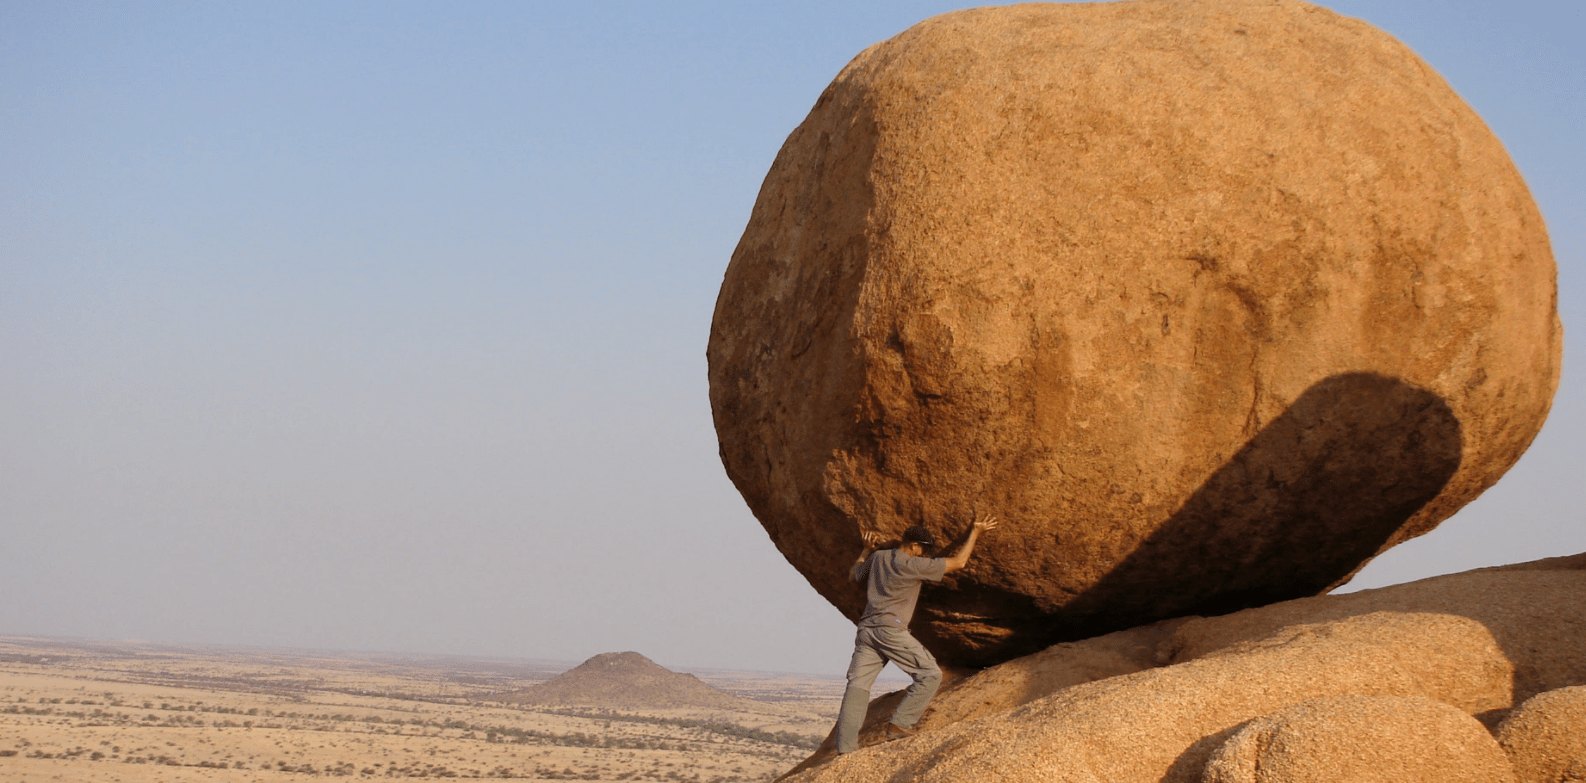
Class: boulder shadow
920,372,1465,665
1058,371,1464,639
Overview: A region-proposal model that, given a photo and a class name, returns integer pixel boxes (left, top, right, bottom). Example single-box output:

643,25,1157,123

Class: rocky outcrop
782,555,1586,782
1201,695,1515,783
498,652,761,711
1498,686,1586,783
709,0,1562,666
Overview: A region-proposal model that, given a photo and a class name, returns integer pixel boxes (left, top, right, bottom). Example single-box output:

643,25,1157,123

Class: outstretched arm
942,511,999,574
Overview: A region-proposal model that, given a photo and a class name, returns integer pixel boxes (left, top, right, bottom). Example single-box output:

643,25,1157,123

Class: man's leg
869,625,941,730
834,627,887,754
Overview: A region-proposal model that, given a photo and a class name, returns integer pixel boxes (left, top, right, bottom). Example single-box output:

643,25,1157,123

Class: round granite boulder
1497,686,1586,783
1202,695,1515,783
707,0,1561,666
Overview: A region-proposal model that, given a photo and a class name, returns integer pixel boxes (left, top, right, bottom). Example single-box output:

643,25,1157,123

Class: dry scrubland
0,637,838,782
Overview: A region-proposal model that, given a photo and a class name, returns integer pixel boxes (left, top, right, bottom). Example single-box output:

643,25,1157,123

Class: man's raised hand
972,512,1000,534
942,511,997,574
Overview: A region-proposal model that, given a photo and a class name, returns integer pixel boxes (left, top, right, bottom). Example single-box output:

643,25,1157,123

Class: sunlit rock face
1497,686,1586,783
1203,695,1516,783
707,0,1561,667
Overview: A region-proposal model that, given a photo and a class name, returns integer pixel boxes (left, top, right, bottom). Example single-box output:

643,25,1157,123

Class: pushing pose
833,511,1000,754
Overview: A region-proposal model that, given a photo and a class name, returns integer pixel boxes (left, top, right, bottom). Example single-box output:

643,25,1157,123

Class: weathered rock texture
1201,695,1515,783
498,652,761,711
708,0,1561,665
781,554,1586,782
1498,686,1586,783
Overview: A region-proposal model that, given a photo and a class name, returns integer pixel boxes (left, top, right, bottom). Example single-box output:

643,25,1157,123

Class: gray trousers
833,623,942,754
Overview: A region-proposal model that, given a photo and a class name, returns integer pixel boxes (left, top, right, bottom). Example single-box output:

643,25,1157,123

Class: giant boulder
708,0,1561,666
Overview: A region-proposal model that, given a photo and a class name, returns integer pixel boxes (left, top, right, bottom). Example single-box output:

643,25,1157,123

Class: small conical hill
499,651,762,710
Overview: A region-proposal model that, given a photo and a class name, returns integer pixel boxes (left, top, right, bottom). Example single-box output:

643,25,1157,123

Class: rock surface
708,0,1562,665
1498,686,1586,783
498,651,759,711
782,554,1586,782
1201,695,1515,783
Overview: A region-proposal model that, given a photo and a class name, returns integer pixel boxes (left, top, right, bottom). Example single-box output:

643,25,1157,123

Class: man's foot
885,723,917,741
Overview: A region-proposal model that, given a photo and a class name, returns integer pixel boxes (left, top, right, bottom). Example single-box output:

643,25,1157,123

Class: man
833,511,999,754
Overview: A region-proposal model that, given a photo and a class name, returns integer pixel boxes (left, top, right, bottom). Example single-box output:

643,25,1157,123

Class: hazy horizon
4,0,1581,677
0,631,899,683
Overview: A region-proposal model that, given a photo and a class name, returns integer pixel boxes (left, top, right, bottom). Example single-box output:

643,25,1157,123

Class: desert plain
0,636,851,782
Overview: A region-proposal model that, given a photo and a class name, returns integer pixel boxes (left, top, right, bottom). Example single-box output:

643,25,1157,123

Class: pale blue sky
2,1,1581,675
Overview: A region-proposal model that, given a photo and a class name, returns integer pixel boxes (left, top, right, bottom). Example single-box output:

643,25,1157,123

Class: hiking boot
885,723,918,741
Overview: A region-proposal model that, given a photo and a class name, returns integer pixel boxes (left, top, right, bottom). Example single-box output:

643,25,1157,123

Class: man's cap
902,525,936,547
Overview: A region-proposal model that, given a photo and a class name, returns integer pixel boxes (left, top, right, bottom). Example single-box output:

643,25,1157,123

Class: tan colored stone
781,555,1586,783
1498,686,1586,783
709,0,1561,666
784,618,1183,775
1201,695,1515,783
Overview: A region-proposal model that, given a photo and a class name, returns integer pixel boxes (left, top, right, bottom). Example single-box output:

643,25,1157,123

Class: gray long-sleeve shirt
852,548,947,629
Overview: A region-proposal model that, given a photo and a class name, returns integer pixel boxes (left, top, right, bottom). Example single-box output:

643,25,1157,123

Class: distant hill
498,651,767,711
